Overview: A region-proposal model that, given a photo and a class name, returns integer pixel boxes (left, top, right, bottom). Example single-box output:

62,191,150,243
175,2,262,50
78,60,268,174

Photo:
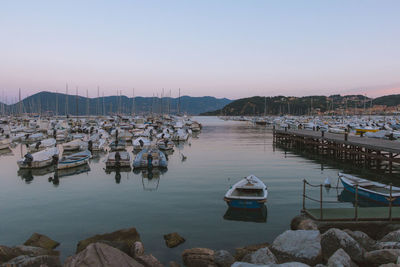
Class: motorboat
132,148,168,169
63,139,87,151
106,151,131,168
57,150,91,170
28,138,56,152
133,137,151,151
224,175,268,209
17,147,59,169
156,139,174,151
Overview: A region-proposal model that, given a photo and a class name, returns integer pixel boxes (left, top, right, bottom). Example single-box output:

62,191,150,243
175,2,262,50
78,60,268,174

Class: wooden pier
273,128,400,174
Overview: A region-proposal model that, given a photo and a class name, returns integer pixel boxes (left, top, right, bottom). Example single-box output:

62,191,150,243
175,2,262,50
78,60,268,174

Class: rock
298,219,318,231
379,264,400,267
278,263,311,267
344,229,377,251
1,255,61,267
214,250,235,267
131,241,145,258
169,261,181,267
64,242,144,267
23,232,60,250
231,262,310,267
377,242,400,250
321,228,364,263
382,231,400,243
76,227,141,255
97,240,131,256
135,254,163,267
364,249,400,266
291,215,314,230
270,230,322,265
164,232,185,248
0,245,20,264
327,248,354,267
15,245,60,257
242,247,277,265
231,263,267,267
182,248,217,267
235,243,270,261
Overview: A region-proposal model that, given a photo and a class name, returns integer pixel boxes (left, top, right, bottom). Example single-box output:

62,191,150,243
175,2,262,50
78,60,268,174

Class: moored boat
224,175,268,209
57,150,91,170
17,147,59,169
132,148,168,169
106,151,131,168
339,173,400,205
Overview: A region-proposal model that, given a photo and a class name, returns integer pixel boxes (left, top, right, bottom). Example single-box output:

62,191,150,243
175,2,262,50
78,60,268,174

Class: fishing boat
17,147,59,169
63,139,86,151
339,173,400,205
28,138,56,152
57,150,91,170
132,148,168,169
224,175,268,209
109,139,126,151
106,151,131,168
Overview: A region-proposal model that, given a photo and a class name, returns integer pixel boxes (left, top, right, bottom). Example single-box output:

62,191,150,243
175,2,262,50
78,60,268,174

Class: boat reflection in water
223,205,268,223
105,166,132,184
134,168,168,191
57,164,91,178
337,189,387,207
18,166,55,184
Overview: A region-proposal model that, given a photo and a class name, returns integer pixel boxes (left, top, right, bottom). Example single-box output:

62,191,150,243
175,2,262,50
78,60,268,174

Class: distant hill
3,91,232,116
201,94,399,116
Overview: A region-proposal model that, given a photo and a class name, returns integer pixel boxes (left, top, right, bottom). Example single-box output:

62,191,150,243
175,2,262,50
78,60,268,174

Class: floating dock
274,128,400,174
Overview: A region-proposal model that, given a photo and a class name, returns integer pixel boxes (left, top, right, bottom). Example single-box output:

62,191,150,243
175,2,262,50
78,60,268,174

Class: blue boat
224,175,268,209
339,173,400,206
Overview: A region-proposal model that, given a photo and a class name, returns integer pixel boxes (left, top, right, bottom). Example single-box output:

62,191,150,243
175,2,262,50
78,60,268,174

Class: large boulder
298,220,318,231
182,248,217,267
1,254,61,267
131,241,145,258
321,228,364,263
376,242,400,250
235,243,269,261
291,215,314,230
164,232,185,248
242,247,277,265
135,254,163,267
231,262,310,267
15,245,59,257
327,248,355,267
64,242,144,267
364,249,400,266
270,230,322,265
0,245,20,264
23,232,60,250
381,230,400,243
344,229,377,252
76,227,141,256
214,250,235,267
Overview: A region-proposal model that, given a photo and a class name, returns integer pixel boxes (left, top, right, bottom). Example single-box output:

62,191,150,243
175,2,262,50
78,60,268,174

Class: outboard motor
52,154,59,165
139,139,144,148
53,129,57,138
147,153,153,168
115,151,121,168
88,140,93,153
35,141,41,150
24,153,33,167
25,133,30,140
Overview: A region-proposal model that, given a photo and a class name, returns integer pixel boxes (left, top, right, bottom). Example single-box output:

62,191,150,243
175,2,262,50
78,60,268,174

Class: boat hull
57,157,89,170
224,197,266,209
341,179,400,205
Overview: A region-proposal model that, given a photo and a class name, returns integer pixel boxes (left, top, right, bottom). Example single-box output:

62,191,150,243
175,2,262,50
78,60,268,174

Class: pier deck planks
306,207,400,221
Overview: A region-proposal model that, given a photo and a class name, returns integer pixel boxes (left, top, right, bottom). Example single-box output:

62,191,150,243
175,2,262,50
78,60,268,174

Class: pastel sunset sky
1,0,399,101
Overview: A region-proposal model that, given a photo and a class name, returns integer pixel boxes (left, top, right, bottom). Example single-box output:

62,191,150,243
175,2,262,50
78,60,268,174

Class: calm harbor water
0,116,392,264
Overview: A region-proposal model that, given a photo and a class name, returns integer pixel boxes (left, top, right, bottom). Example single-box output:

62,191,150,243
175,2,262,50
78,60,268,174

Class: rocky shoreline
3,215,400,266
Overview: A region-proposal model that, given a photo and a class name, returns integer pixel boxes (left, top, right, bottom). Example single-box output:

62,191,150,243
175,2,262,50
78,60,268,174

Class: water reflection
0,148,13,156
105,167,132,184
57,164,91,178
18,166,55,183
337,189,386,207
223,205,268,223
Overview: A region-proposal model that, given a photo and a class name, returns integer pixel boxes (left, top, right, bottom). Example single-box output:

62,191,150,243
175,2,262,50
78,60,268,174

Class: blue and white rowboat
339,173,400,205
57,150,91,170
224,175,268,209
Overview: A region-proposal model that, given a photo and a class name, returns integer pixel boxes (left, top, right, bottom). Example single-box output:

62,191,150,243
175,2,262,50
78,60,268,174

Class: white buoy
324,178,331,188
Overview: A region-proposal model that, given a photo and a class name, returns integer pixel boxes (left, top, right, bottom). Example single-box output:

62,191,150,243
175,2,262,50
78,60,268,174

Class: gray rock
364,249,400,266
278,263,311,267
291,215,313,230
23,232,60,250
377,242,400,250
344,229,377,251
164,232,185,248
64,242,144,267
231,262,310,267
131,241,145,258
1,254,61,267
214,250,235,267
15,245,59,257
297,219,318,231
231,263,269,267
327,248,354,267
0,245,20,264
182,247,217,267
382,231,400,243
321,228,364,263
135,254,163,267
242,247,277,265
270,230,322,265
235,243,270,261
378,264,400,267
169,261,181,267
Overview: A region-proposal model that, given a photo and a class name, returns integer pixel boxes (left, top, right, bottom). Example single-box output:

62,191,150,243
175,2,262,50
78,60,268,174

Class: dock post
320,184,323,220
355,184,359,221
389,184,393,221
302,179,306,211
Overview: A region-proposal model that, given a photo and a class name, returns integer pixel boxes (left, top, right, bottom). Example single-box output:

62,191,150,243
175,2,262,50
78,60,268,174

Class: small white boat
106,151,131,168
57,150,91,170
63,139,86,151
157,139,174,151
133,137,151,151
132,148,168,169
0,138,11,150
17,147,59,169
28,138,56,152
224,175,268,209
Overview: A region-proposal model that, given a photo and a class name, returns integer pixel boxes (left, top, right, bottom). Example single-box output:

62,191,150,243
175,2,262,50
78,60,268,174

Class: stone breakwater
3,217,400,266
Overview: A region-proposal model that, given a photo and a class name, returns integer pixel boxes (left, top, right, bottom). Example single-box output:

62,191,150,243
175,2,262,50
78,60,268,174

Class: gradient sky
1,0,399,101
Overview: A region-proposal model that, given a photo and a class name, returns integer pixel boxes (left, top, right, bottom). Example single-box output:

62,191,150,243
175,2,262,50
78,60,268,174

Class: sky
1,0,399,101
